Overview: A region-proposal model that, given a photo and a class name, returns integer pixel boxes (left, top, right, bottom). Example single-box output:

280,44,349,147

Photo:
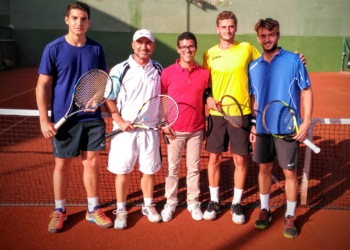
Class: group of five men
36,2,312,239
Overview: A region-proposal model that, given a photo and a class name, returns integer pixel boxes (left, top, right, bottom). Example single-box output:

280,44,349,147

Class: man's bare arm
294,86,313,141
105,99,134,132
36,74,55,139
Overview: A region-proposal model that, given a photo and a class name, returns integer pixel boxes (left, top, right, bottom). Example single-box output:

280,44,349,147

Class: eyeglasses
178,45,196,52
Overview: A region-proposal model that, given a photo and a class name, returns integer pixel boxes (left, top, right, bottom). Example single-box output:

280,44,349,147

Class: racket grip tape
163,133,170,144
105,129,122,138
303,138,321,154
54,117,67,130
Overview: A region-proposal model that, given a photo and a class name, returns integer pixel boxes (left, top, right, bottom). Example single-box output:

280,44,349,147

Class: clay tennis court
0,69,350,249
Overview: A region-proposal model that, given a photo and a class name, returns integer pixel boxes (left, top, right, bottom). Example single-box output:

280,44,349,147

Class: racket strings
263,102,295,135
75,71,110,109
135,97,178,129
220,96,243,127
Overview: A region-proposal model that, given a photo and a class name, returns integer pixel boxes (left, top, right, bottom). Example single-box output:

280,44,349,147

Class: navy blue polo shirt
249,47,311,134
39,36,107,123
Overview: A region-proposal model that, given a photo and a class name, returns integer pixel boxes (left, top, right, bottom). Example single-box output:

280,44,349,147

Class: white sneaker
161,204,176,222
188,203,203,221
141,204,161,223
203,201,221,221
113,209,128,230
231,203,245,224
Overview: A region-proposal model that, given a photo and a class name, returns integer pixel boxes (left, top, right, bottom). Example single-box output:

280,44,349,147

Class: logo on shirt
212,55,221,61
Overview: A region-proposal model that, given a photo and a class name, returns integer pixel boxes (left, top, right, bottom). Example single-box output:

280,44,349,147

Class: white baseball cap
133,29,155,42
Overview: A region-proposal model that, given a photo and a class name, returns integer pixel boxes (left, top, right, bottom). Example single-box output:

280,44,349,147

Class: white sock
209,186,219,202
55,199,66,212
232,187,244,204
117,202,126,211
87,197,99,212
260,193,270,211
285,200,297,217
144,197,153,206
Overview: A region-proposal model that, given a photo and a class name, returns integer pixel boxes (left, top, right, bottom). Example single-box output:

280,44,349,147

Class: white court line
0,88,36,103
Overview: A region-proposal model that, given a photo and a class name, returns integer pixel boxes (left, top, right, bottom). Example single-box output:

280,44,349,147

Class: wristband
203,87,213,102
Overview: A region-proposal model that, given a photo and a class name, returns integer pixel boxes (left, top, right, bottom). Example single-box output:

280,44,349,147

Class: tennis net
0,109,349,209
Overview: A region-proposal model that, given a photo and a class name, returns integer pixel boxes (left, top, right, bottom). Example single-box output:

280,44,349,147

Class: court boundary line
0,88,36,103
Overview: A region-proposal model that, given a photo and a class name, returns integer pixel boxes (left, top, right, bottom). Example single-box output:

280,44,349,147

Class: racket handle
163,133,170,144
54,117,67,130
303,138,321,154
105,129,122,138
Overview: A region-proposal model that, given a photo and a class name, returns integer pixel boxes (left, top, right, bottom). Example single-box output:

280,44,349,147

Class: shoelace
50,211,63,223
147,204,158,215
207,201,215,212
95,209,108,220
285,216,297,229
230,204,242,215
164,204,175,213
259,210,268,220
114,210,127,220
192,204,201,214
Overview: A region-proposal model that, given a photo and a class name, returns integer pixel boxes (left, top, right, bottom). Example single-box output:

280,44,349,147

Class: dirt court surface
0,69,350,249
1,206,349,250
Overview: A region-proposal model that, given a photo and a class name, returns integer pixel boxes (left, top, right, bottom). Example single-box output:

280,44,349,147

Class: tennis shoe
203,201,221,220
188,202,203,221
113,209,128,230
161,204,176,222
141,204,161,223
284,215,298,238
255,209,272,229
230,203,245,224
86,206,113,228
48,208,67,233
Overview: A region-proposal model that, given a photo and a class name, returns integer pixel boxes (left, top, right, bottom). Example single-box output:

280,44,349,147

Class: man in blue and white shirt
249,18,313,239
105,29,163,229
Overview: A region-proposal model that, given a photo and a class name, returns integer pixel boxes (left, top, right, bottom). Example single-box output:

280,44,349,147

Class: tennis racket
54,69,113,130
217,95,244,128
105,95,179,138
262,100,320,154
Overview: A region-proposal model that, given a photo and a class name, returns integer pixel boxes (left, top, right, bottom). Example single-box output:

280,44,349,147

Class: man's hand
207,97,218,111
41,120,57,139
250,125,256,143
295,51,307,66
293,121,309,142
84,98,98,113
117,119,134,132
163,126,176,141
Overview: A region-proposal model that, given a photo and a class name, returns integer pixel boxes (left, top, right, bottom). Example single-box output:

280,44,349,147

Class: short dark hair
216,11,237,26
177,32,197,47
254,18,280,35
66,2,90,20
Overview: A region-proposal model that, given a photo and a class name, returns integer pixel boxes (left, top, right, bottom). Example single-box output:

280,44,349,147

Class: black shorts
205,114,252,156
252,133,299,170
52,119,106,158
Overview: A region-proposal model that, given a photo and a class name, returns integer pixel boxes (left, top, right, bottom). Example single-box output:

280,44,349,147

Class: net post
300,122,315,206
341,37,345,72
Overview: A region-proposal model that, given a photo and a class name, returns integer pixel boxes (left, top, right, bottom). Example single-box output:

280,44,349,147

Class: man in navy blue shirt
249,18,313,239
36,2,112,233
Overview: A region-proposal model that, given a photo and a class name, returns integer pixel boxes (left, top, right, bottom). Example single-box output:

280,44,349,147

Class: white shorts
107,128,162,175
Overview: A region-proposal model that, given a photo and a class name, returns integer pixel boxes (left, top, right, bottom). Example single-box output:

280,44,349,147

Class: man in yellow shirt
203,11,305,224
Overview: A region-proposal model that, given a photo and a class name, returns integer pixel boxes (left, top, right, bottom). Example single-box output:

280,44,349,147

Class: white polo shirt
108,55,162,128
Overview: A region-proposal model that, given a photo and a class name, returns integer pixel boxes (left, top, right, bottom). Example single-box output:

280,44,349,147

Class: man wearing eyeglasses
160,32,209,222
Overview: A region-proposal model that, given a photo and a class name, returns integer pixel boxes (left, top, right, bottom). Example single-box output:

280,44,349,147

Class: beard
263,43,278,53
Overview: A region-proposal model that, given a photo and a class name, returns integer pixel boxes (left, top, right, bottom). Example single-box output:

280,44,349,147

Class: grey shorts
52,119,106,158
205,115,252,156
252,133,299,170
